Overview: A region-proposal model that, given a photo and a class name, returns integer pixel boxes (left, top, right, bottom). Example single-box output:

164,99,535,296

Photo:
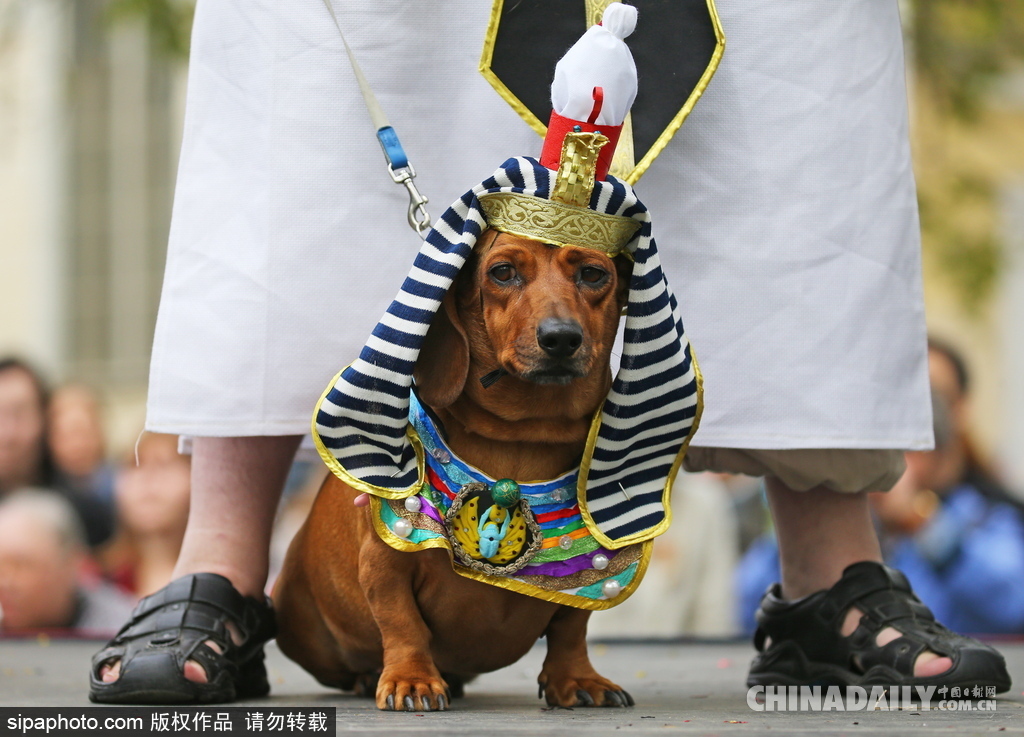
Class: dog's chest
410,564,561,673
367,391,650,611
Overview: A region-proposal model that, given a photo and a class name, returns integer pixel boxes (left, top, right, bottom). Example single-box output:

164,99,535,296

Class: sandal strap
816,562,910,622
114,574,270,648
132,575,246,622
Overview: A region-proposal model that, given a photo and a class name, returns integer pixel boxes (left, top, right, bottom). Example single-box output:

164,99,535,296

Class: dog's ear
414,282,470,409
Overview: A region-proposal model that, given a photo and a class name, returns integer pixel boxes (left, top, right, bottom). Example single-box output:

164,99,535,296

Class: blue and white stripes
312,156,702,548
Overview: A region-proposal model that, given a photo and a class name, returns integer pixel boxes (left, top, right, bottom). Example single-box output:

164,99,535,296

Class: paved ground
1,637,1022,736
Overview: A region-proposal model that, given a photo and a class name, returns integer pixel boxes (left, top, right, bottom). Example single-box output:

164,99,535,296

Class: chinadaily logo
747,685,999,712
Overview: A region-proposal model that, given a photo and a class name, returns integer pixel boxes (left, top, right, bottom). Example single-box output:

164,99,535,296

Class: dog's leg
359,534,450,711
273,523,362,691
537,606,634,708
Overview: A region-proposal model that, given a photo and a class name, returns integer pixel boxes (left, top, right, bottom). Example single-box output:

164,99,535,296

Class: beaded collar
367,389,651,610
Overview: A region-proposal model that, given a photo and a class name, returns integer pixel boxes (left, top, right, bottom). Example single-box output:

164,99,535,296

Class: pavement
1,637,1023,736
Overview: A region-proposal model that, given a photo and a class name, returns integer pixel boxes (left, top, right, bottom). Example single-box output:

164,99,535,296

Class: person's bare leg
766,477,951,677
766,477,882,600
101,435,302,684
173,435,302,596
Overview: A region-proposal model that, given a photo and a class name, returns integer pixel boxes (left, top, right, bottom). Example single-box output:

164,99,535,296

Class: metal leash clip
378,125,432,238
388,163,432,236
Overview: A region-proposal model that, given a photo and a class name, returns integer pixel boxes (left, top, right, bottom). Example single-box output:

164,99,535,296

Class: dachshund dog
273,230,635,711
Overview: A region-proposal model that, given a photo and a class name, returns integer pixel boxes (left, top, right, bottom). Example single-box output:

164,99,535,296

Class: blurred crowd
3,337,1023,640
0,355,324,636
0,358,192,634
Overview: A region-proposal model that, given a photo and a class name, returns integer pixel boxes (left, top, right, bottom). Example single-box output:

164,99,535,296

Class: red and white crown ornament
540,3,638,182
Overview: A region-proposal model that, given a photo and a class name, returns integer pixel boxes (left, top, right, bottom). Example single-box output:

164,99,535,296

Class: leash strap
321,0,432,237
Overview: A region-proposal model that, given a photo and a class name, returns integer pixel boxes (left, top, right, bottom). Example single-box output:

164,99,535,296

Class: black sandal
89,573,276,704
748,561,1011,692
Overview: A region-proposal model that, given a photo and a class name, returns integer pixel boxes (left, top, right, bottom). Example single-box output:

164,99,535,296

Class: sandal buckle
149,632,181,647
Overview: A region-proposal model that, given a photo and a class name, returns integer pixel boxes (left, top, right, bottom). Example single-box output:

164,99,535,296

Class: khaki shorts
683,447,906,494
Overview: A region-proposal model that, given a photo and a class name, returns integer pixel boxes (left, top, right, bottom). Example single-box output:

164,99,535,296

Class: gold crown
479,132,640,257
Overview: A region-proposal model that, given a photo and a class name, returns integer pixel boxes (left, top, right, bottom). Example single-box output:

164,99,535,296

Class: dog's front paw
538,667,634,708
377,666,450,712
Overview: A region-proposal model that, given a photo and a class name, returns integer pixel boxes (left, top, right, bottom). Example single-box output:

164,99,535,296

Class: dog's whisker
479,368,509,388
618,481,631,501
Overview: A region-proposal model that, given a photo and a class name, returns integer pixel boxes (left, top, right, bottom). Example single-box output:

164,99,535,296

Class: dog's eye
489,264,517,283
579,266,608,285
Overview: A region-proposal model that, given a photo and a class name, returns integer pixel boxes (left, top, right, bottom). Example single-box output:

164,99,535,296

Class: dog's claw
575,689,595,707
385,694,395,711
621,690,635,707
437,695,447,711
403,695,416,711
421,696,433,711
604,691,623,707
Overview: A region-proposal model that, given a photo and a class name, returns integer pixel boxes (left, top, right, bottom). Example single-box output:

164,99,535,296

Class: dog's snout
537,318,583,359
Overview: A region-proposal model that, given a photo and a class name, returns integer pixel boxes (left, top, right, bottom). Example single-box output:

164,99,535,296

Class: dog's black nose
537,318,583,359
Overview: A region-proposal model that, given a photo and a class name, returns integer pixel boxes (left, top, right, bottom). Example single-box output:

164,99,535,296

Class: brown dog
273,230,634,711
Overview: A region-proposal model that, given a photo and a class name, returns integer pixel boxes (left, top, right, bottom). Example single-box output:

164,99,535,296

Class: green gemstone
491,478,521,508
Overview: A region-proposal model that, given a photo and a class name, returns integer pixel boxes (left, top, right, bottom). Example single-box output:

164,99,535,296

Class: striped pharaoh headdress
312,4,703,548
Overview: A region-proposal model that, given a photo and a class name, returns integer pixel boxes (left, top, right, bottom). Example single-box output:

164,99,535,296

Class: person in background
0,358,50,495
737,339,1024,636
0,490,133,634
101,433,191,598
872,339,1024,634
0,358,113,547
47,384,117,507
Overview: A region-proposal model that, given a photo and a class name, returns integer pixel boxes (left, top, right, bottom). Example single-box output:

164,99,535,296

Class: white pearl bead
393,518,414,538
592,554,610,571
558,535,573,551
602,579,622,598
404,496,422,513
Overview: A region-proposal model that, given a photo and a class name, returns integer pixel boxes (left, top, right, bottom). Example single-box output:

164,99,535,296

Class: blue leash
322,1,432,237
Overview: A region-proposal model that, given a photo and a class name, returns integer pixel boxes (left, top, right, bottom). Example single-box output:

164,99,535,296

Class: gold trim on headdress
480,131,640,257
479,194,640,257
